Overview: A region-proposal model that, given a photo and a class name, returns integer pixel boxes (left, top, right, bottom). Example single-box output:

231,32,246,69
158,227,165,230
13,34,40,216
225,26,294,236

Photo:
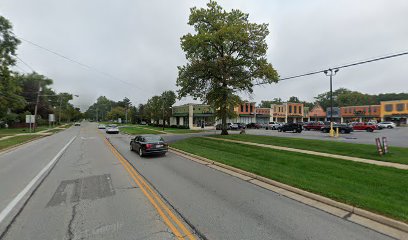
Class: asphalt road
0,123,190,240
0,122,398,239
109,128,395,239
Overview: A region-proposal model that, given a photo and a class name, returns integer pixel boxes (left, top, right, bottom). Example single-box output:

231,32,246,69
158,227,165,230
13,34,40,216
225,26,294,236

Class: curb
169,146,408,236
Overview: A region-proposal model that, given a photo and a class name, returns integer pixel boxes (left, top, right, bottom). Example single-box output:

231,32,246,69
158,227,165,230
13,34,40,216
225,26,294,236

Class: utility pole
324,68,339,137
58,97,62,125
33,81,41,132
96,108,99,122
162,97,166,131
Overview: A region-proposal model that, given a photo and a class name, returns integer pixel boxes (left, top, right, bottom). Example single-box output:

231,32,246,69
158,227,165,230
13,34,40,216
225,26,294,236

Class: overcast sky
1,0,408,110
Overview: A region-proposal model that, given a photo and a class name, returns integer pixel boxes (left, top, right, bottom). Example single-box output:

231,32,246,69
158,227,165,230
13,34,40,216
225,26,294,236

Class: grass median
171,137,408,222
0,135,42,150
213,134,408,165
120,126,163,135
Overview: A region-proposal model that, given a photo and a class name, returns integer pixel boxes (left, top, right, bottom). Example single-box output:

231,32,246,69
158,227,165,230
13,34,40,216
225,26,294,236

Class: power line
15,56,36,72
255,51,408,85
13,34,151,95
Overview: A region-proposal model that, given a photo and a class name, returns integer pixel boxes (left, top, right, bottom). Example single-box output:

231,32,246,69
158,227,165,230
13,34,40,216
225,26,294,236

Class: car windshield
144,136,164,142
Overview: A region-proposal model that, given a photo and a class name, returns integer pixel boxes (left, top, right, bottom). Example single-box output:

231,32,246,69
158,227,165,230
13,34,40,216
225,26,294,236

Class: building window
396,103,404,112
299,106,302,114
246,105,249,112
373,108,377,113
241,105,244,112
250,105,253,113
294,106,297,114
289,106,292,113
385,104,393,112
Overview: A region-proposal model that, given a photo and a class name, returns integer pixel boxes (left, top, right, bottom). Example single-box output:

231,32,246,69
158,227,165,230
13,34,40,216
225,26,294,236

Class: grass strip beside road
139,125,206,134
171,137,408,222
0,135,42,150
214,134,408,165
120,126,163,135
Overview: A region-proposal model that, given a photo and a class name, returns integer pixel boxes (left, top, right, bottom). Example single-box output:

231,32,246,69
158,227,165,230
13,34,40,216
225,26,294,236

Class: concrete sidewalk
206,137,408,170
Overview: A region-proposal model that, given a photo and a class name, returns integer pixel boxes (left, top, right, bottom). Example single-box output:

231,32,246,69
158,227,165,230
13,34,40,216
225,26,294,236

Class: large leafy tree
161,90,176,126
0,16,25,120
177,1,279,134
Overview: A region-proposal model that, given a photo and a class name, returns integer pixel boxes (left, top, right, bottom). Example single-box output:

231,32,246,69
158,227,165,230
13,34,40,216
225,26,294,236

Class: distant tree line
0,16,82,127
84,90,176,125
258,88,408,110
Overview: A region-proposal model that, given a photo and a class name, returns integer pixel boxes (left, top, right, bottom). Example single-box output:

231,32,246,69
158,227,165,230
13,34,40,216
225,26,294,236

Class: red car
303,122,325,131
352,122,377,132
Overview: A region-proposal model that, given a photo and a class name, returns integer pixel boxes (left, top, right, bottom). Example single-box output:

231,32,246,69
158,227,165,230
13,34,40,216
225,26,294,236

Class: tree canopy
177,1,279,134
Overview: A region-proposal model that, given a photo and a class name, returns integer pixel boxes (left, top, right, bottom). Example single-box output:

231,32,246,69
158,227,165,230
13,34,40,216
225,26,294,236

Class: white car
98,124,106,129
106,125,119,134
378,122,396,129
74,122,81,126
266,122,281,130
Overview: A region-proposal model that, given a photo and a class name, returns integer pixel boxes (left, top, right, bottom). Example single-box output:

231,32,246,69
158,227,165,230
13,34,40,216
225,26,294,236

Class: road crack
67,202,79,240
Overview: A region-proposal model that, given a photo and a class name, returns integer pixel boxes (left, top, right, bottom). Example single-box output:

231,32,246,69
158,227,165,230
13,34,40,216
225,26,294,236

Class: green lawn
0,126,50,137
0,135,42,150
119,127,163,135
214,134,408,165
139,125,206,134
171,137,408,222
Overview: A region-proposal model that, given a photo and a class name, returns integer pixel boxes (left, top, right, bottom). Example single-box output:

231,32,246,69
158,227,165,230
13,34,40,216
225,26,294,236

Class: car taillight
146,144,153,149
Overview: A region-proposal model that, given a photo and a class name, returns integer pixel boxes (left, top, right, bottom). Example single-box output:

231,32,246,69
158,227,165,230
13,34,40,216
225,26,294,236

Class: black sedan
130,135,168,157
321,124,353,134
277,123,303,133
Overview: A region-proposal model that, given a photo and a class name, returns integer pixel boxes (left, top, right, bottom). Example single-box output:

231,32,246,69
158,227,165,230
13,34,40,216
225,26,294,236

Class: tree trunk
221,93,228,135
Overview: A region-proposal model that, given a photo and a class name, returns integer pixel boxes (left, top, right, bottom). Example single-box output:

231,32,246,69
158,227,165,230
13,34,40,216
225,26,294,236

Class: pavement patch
47,174,115,207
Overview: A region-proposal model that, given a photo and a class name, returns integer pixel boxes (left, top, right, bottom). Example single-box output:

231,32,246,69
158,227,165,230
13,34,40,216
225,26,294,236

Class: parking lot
241,126,408,147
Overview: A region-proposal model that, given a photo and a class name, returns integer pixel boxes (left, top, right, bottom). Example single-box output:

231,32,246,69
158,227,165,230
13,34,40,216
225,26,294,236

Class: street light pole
33,81,42,132
162,97,166,131
324,68,339,137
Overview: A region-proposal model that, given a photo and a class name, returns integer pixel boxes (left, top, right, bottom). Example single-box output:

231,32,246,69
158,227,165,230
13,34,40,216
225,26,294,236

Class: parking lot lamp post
324,68,339,137
162,97,166,131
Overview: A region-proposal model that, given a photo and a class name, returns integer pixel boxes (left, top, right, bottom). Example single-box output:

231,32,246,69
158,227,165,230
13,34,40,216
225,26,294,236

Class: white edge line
0,136,76,224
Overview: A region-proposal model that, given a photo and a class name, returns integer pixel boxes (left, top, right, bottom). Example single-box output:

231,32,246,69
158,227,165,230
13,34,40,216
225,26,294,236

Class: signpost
26,115,35,133
375,137,383,156
382,137,389,154
49,114,55,128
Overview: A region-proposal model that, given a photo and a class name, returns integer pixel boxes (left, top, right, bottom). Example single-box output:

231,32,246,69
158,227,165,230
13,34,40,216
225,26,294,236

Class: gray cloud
1,0,407,110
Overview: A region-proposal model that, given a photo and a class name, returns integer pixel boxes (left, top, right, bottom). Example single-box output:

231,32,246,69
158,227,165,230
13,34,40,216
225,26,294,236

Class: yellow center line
97,131,196,240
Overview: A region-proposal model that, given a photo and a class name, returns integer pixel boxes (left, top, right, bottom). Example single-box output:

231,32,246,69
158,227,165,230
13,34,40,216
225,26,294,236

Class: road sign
382,137,389,154
49,114,55,122
25,115,35,123
375,138,383,156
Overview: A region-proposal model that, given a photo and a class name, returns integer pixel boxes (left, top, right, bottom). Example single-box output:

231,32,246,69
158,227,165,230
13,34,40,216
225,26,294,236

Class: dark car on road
278,123,303,133
321,124,353,134
246,123,261,129
130,134,168,157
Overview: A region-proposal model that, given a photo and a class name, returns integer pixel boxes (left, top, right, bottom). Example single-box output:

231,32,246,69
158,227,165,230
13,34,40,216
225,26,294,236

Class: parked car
277,123,303,133
74,122,81,126
303,121,325,131
140,121,147,125
321,124,353,134
215,123,232,130
367,122,383,130
97,124,106,129
246,123,261,129
378,121,396,129
351,122,377,132
106,125,119,134
230,123,246,130
130,134,168,157
266,122,281,130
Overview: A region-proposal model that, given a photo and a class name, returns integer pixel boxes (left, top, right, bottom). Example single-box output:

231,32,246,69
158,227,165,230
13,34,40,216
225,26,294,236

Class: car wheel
340,129,346,134
387,126,392,129
139,148,144,157
293,129,297,133
366,128,373,132
130,144,133,151
323,129,329,133
278,128,282,132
